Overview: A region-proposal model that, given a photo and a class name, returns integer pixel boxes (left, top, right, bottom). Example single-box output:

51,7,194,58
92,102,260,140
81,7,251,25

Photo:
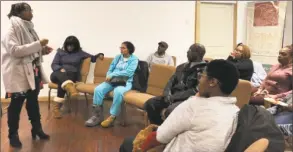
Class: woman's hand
266,94,278,100
42,46,53,55
39,39,49,46
60,69,66,72
254,89,267,97
105,76,111,82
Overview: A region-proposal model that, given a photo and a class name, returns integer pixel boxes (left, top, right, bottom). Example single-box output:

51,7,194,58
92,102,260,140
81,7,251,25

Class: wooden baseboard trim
1,96,50,103
1,95,92,103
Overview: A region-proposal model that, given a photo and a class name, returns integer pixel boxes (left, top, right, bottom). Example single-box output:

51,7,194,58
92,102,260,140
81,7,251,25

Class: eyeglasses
120,47,126,50
197,73,208,80
24,8,33,12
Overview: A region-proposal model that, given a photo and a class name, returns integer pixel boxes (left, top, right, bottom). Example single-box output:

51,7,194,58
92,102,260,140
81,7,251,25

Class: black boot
8,133,22,148
31,122,50,140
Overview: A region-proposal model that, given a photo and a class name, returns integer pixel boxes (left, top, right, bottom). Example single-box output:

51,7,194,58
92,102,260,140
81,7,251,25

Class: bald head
187,43,206,62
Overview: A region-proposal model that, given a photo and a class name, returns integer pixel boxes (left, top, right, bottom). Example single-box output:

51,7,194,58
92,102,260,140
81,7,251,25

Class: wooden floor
1,98,145,152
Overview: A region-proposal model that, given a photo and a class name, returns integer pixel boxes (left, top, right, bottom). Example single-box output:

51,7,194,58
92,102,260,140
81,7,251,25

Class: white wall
0,1,278,98
1,1,196,97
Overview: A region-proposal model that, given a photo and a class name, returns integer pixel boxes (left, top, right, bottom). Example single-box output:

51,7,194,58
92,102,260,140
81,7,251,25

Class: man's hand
163,95,173,104
60,68,66,72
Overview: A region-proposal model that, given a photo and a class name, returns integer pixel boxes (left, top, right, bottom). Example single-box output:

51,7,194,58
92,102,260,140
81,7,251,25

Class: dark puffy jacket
163,61,207,102
225,105,285,152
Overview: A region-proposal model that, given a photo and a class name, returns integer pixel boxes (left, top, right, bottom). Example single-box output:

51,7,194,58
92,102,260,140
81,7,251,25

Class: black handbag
109,56,129,86
109,76,128,86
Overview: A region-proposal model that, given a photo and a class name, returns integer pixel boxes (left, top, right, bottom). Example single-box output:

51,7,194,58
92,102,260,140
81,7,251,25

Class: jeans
93,82,132,116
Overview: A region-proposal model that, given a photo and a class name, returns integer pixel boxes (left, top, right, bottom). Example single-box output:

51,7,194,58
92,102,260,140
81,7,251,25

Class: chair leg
120,102,127,126
144,111,149,127
48,88,52,110
84,93,89,107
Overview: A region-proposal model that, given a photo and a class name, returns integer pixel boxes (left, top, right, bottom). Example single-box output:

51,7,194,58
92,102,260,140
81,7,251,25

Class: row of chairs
48,56,252,127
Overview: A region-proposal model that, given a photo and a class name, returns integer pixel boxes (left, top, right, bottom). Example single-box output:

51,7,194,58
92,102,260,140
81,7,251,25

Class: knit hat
158,41,168,49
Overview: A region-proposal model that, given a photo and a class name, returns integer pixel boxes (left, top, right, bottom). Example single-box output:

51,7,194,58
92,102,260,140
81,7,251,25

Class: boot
85,105,104,127
61,97,71,114
53,97,64,119
9,133,22,148
101,115,116,128
61,80,79,97
31,121,50,140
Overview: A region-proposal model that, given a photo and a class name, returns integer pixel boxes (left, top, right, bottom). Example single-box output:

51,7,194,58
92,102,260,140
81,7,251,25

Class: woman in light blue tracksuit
85,41,138,128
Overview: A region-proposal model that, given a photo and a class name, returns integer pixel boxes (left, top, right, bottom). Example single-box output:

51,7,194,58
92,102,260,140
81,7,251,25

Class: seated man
120,59,240,152
144,43,207,125
146,41,174,70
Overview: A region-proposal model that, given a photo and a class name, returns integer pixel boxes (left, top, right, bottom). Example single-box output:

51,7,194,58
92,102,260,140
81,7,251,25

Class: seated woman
267,94,292,136
227,43,254,81
251,61,267,88
50,36,104,118
250,44,292,105
120,59,240,152
85,41,139,128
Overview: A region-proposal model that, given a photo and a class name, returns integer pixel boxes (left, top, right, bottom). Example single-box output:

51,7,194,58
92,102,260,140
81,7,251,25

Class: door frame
195,1,238,49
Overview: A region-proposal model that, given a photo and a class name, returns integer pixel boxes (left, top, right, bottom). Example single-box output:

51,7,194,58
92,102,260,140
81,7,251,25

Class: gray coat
1,20,49,93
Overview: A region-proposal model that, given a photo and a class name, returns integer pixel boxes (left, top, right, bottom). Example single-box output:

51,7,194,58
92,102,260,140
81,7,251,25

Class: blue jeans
275,111,293,136
93,82,132,116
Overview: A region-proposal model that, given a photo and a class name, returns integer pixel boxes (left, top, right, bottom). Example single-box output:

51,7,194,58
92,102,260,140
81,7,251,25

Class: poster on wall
246,1,287,57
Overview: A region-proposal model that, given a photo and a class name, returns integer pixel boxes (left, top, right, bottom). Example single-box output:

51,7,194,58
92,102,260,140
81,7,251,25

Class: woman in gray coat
1,2,51,148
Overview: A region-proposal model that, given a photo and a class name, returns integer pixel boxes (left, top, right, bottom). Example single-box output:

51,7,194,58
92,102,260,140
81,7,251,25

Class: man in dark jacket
143,43,207,125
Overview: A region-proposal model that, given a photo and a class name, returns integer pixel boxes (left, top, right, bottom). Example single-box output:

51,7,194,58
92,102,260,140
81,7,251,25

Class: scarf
10,16,43,64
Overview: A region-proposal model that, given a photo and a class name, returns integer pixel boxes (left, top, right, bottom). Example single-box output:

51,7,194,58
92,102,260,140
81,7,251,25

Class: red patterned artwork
254,1,279,26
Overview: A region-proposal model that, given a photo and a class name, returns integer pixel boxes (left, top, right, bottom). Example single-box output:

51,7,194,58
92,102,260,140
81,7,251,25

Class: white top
157,96,239,152
146,52,174,70
251,61,267,87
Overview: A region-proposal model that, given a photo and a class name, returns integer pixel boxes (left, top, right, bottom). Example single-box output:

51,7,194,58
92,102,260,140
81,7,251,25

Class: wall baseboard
1,95,92,103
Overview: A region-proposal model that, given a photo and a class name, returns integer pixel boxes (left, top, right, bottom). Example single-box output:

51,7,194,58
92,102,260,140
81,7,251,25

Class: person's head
97,53,104,60
187,43,206,62
63,36,81,52
120,41,135,56
157,41,168,55
232,43,251,59
198,59,239,98
278,44,293,65
8,2,33,21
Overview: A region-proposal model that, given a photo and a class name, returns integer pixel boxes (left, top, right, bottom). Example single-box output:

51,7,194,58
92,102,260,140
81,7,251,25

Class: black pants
144,96,183,125
50,71,78,98
119,137,135,152
8,69,42,136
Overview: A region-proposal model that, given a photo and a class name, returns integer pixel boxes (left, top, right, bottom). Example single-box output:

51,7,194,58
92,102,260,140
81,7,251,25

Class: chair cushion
76,83,99,94
48,82,58,89
124,92,154,109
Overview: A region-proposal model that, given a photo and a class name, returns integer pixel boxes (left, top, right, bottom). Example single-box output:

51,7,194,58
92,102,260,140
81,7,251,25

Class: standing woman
1,3,51,148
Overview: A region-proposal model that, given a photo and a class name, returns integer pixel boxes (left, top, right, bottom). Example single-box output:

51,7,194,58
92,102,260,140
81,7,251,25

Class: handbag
109,76,128,86
109,56,128,86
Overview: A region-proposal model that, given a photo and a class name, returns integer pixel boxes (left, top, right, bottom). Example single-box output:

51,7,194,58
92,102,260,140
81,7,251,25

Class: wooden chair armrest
244,138,269,152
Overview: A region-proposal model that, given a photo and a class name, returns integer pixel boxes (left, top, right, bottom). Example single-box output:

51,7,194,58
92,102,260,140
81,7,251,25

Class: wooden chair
47,57,91,109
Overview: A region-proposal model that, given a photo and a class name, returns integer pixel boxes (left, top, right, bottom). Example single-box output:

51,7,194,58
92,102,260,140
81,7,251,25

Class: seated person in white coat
146,41,174,70
251,61,267,88
120,59,240,152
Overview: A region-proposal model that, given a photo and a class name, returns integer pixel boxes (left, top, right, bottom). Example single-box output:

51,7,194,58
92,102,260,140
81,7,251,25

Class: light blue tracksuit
93,54,139,116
